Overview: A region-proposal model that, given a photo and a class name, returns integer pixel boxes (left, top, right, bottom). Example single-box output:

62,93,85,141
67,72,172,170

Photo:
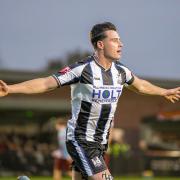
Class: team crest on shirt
91,156,102,167
117,73,122,84
59,66,71,74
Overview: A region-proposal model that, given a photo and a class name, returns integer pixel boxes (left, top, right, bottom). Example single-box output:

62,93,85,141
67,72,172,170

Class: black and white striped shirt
53,55,134,145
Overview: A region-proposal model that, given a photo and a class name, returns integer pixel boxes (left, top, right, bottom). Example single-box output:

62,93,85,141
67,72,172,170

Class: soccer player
52,119,72,180
0,22,179,180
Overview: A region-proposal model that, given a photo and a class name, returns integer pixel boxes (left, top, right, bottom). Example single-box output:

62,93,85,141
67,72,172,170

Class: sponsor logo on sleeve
59,67,71,74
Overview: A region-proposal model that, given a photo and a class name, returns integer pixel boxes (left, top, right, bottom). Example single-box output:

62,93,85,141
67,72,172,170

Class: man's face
99,30,123,61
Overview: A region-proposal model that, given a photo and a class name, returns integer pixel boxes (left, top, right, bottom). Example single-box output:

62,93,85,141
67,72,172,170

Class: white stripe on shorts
72,140,93,176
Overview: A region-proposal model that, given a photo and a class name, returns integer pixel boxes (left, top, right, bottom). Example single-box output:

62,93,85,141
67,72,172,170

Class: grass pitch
0,176,180,180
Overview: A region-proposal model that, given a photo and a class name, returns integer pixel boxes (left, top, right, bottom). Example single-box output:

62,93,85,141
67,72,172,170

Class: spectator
52,119,71,180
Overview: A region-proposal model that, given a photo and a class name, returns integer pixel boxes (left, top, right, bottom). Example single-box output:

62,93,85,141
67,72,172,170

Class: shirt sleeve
122,66,134,85
52,63,84,86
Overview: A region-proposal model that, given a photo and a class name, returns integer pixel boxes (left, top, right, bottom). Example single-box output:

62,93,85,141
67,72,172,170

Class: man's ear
97,41,104,50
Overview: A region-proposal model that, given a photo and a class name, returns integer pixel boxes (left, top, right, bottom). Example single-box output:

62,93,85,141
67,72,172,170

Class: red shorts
54,158,71,171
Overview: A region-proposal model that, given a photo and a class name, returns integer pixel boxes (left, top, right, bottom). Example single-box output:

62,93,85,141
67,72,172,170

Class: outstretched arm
0,76,58,97
127,75,180,103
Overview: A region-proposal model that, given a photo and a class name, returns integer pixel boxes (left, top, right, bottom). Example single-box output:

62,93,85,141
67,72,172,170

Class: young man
0,22,179,180
52,119,72,180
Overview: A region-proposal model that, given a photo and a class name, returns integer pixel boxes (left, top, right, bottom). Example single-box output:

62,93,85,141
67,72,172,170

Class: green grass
0,176,180,180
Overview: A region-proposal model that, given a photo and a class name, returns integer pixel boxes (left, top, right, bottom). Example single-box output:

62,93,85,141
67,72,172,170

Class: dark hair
90,22,117,48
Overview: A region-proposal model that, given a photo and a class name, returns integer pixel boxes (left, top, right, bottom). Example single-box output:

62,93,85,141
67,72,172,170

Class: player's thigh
90,169,113,180
72,169,113,180
72,169,84,180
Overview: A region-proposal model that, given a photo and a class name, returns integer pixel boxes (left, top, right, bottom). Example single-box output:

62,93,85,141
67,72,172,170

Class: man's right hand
0,80,9,97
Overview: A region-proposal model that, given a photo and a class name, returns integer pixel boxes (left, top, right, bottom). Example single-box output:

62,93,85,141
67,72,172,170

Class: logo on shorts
91,156,102,167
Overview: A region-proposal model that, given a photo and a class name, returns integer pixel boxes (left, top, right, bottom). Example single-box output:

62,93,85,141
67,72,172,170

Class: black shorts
66,140,108,178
